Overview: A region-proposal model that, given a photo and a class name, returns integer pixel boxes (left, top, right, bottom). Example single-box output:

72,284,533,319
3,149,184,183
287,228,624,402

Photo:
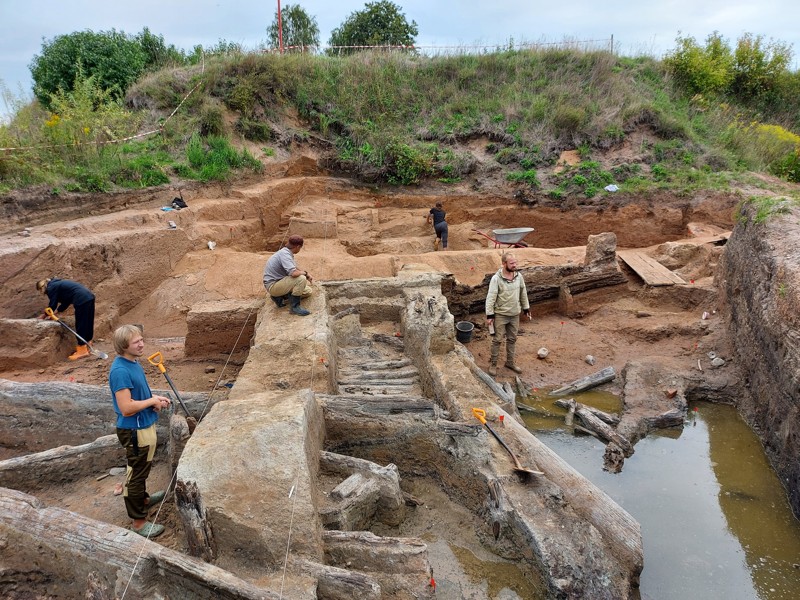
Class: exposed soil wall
721,202,800,517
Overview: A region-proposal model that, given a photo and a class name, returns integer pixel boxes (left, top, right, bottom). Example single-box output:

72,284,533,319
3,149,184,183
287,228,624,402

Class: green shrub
506,169,540,186
385,142,434,185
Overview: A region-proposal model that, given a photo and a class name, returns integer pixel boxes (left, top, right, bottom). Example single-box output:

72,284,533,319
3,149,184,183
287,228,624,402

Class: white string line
277,182,331,597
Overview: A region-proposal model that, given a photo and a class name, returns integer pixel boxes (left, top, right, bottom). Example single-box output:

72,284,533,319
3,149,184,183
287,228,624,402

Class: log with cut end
555,399,620,425
575,407,634,457
550,366,616,396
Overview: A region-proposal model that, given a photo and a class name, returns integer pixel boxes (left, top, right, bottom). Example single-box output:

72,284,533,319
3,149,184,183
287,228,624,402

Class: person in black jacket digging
37,277,96,360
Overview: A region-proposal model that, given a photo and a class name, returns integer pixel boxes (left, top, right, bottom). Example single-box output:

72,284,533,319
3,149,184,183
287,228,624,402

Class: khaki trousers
268,275,312,298
490,313,520,365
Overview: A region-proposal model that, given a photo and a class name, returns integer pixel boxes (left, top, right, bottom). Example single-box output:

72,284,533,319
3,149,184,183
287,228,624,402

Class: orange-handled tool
148,352,191,418
472,407,542,476
45,307,108,359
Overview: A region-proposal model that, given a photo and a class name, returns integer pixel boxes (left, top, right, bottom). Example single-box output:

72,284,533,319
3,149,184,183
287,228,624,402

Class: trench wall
721,201,800,517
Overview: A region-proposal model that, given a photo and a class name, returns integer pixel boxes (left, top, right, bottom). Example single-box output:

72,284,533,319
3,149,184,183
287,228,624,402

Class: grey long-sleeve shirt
485,269,529,317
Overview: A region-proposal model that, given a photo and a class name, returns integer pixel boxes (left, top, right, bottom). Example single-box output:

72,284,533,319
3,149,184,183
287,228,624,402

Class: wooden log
644,409,685,429
295,559,381,600
550,366,616,396
0,435,124,493
337,376,420,386
332,307,359,320
320,477,382,530
436,421,482,436
323,530,429,575
317,395,435,417
515,375,532,398
372,333,405,350
320,451,406,526
175,479,216,562
555,399,620,425
338,367,419,380
341,358,412,371
455,347,514,404
575,408,634,457
563,399,576,427
0,487,279,599
0,379,211,455
574,424,602,439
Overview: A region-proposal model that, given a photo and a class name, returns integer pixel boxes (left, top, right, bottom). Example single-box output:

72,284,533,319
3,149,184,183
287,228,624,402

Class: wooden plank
617,250,686,286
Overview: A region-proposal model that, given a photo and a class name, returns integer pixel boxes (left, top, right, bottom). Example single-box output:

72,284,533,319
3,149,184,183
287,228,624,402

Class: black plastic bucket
455,321,475,343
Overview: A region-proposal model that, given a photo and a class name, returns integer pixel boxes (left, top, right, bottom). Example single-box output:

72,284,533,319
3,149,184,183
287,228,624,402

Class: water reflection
523,398,800,600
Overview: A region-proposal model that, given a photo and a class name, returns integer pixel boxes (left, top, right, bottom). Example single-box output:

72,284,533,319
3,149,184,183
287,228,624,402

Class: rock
710,357,726,368
204,366,216,374
665,389,678,398
707,351,717,360
636,311,652,318
585,355,596,366
537,347,549,359
109,467,126,476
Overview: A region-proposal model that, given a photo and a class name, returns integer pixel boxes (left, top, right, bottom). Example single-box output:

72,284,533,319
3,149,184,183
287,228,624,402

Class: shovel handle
147,351,167,374
44,307,57,320
472,407,487,425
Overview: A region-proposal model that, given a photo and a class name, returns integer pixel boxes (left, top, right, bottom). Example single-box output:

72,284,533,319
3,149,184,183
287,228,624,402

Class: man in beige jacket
485,253,531,376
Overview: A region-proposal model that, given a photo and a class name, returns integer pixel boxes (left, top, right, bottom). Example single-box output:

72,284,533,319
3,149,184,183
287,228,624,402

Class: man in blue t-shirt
427,202,448,251
109,324,171,538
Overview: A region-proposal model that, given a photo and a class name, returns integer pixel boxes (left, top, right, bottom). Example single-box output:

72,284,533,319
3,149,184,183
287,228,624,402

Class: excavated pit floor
0,175,749,598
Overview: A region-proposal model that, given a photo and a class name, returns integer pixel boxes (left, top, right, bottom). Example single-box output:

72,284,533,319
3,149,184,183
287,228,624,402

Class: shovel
44,307,108,359
472,407,543,476
147,352,196,428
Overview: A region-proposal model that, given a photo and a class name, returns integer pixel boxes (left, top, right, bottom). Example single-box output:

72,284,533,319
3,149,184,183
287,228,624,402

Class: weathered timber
319,451,406,526
437,421,482,436
574,424,602,439
0,435,124,493
555,398,620,425
340,358,412,371
372,333,405,350
175,479,216,562
322,531,432,599
169,413,192,482
604,442,626,473
563,399,576,427
295,559,381,600
0,488,279,599
550,366,616,396
332,307,359,320
337,376,420,386
338,385,421,396
617,250,686,286
323,529,430,575
454,346,514,403
575,408,634,457
0,379,211,454
515,375,533,398
317,395,436,417
338,366,419,380
643,408,685,428
321,475,382,530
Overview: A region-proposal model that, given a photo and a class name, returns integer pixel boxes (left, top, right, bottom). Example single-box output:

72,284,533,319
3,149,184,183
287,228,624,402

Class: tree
29,30,147,108
327,1,418,55
732,33,793,100
664,32,734,96
135,27,186,71
267,4,320,52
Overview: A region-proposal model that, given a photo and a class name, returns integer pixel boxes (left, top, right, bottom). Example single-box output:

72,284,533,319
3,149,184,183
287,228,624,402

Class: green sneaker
132,521,165,538
147,490,166,508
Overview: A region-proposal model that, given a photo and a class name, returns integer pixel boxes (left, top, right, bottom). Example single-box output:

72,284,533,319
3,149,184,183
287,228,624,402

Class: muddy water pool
524,397,800,600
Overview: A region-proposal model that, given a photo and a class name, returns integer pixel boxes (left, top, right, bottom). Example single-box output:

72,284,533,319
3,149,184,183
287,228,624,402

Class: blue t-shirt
109,356,158,430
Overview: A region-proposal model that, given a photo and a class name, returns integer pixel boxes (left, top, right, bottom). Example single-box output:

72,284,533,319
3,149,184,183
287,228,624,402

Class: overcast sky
1,0,798,115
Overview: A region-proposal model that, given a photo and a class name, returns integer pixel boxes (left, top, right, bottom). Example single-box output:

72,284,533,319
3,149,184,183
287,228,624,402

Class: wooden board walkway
617,250,686,286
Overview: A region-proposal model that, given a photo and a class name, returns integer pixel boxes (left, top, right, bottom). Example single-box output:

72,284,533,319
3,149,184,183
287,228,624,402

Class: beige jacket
485,269,530,317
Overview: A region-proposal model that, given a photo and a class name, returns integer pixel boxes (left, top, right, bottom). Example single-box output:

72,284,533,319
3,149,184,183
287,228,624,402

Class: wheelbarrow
472,227,535,248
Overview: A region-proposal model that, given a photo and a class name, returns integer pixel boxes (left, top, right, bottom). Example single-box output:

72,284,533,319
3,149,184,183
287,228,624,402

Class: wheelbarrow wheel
512,241,528,248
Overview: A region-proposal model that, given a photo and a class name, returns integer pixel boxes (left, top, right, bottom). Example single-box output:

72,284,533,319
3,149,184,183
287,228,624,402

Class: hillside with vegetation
1,26,799,203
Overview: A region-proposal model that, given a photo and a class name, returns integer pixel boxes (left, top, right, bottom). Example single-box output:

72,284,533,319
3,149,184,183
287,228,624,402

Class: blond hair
36,279,51,293
501,252,516,266
113,324,144,356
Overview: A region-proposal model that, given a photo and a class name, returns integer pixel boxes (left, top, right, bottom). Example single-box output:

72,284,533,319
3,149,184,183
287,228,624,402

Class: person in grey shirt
263,235,313,316
485,252,531,376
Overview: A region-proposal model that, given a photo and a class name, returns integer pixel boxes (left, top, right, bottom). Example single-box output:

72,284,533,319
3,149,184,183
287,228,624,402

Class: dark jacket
46,278,94,312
